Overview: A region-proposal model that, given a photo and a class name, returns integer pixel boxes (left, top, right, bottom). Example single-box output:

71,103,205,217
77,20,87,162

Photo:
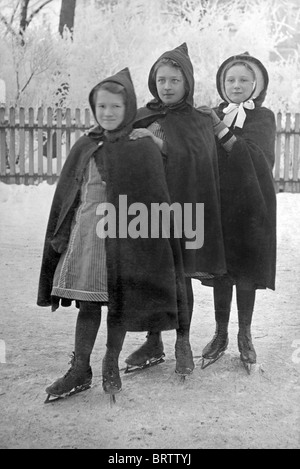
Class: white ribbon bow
222,100,255,128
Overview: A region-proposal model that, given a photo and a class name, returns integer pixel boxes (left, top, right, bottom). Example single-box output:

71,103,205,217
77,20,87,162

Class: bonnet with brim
216,52,269,128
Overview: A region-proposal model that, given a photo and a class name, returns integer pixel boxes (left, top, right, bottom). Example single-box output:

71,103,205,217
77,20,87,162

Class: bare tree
0,0,54,45
20,0,53,29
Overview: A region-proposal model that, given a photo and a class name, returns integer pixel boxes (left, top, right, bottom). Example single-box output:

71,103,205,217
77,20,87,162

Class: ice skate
201,329,229,370
237,330,257,375
124,332,165,373
175,334,194,379
102,351,122,405
44,353,92,404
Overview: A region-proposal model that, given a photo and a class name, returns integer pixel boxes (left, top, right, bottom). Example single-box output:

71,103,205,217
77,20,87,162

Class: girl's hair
224,61,256,81
154,57,182,74
92,81,127,105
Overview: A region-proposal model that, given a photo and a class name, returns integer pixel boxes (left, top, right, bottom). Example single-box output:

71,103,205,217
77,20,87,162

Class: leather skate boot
201,323,229,369
103,326,126,404
202,278,232,369
175,332,194,376
44,303,101,403
102,349,122,406
237,328,257,374
44,353,92,403
125,331,165,373
236,288,256,374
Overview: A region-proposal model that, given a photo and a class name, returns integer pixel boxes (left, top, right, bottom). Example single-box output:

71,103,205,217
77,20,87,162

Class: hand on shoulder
130,128,163,151
197,106,220,126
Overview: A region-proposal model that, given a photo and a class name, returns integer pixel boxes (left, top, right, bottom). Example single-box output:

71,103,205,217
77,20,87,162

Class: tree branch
27,0,54,26
10,0,22,27
0,13,18,38
20,71,35,93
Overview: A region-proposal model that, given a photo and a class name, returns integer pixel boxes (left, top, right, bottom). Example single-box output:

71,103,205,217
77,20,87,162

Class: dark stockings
176,277,194,335
175,277,195,374
213,278,233,331
202,278,257,366
106,322,126,355
236,288,256,332
213,279,256,330
74,301,102,368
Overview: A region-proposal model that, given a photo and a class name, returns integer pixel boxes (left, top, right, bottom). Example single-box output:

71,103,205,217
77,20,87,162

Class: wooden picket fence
0,107,94,185
0,106,300,191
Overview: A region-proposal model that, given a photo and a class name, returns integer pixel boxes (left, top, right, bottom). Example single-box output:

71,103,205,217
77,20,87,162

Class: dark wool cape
213,53,277,290
133,43,226,276
37,68,189,332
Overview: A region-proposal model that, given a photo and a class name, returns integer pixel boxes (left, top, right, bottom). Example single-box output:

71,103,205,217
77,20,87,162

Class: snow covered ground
0,182,299,449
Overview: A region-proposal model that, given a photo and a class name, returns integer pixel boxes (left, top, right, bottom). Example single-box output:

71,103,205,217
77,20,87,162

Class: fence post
75,108,81,141
275,112,282,192
0,107,6,177
8,107,16,183
28,107,34,185
56,108,62,176
46,107,53,182
293,113,300,192
37,107,44,182
85,108,91,131
19,107,26,183
283,113,291,191
65,108,71,156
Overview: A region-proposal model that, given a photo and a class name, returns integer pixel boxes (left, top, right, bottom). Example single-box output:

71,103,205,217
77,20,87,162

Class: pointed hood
88,67,137,132
148,42,194,107
216,52,269,107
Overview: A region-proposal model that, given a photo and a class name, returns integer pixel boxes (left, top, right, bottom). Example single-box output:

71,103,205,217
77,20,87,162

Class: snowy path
0,183,299,449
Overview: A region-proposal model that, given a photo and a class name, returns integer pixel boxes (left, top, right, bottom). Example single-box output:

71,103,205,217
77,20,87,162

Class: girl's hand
198,106,220,126
197,105,212,115
130,128,153,140
130,128,163,151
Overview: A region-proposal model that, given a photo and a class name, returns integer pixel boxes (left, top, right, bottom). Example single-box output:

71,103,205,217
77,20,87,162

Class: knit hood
216,52,269,108
88,67,137,133
148,42,194,108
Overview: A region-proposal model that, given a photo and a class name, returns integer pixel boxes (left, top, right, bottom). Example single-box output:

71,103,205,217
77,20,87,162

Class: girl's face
95,89,125,130
155,64,186,105
224,65,255,104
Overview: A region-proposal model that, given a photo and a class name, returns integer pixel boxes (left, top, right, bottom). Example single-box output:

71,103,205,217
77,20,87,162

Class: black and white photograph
0,0,299,451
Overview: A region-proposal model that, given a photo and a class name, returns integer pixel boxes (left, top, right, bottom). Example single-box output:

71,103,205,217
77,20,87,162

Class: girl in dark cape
37,67,191,401
199,52,277,373
125,43,226,372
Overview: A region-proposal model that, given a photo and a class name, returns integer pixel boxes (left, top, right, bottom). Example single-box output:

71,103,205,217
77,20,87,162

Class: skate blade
175,365,194,378
44,383,91,404
124,354,165,374
103,388,121,406
201,352,225,370
241,360,256,375
175,373,187,383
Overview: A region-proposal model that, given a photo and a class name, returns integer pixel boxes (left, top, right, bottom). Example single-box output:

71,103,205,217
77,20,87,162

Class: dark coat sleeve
234,107,276,169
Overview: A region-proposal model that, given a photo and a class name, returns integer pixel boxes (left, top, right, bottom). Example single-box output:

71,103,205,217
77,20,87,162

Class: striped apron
51,156,108,302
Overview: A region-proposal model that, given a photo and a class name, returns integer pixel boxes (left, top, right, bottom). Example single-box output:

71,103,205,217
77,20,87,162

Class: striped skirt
51,157,108,302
